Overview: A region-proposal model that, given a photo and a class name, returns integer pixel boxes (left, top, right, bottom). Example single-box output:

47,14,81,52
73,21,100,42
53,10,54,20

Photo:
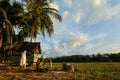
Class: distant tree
53,52,120,62
108,53,120,62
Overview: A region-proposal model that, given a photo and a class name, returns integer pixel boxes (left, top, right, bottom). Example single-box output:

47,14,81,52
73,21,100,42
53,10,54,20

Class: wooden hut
10,42,41,66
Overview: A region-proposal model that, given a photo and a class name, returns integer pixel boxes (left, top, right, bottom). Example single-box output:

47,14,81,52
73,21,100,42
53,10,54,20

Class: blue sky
36,0,120,57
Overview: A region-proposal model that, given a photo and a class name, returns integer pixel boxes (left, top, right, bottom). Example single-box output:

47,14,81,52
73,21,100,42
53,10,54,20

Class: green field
48,62,120,79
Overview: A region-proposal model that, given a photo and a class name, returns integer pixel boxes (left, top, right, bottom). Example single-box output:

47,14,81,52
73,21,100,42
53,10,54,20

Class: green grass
45,62,120,79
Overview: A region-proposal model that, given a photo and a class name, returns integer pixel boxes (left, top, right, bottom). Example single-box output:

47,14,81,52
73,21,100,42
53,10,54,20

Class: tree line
52,52,120,62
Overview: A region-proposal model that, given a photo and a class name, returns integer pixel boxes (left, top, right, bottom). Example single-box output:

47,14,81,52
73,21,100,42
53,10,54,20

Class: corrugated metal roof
11,42,41,54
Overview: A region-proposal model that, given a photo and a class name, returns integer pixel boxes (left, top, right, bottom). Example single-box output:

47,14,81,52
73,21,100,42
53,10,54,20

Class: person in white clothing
20,50,27,69
41,55,45,59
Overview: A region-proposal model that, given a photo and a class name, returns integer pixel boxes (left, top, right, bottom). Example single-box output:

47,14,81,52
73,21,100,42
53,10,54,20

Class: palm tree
0,0,23,45
0,0,62,62
0,0,24,62
19,0,62,42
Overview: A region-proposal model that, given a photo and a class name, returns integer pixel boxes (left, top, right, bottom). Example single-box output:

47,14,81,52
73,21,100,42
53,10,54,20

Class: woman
20,50,27,69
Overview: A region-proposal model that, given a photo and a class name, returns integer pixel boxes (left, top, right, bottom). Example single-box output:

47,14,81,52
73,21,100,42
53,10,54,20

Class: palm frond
0,8,15,36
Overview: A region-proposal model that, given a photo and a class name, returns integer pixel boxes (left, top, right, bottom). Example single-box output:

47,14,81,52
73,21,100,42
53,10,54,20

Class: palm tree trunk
10,35,12,55
0,21,4,48
0,35,2,48
0,29,1,47
30,32,33,42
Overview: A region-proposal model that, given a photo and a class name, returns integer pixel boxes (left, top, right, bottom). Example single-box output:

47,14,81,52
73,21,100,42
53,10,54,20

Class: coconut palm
0,0,23,45
0,0,24,62
19,0,62,42
0,0,62,62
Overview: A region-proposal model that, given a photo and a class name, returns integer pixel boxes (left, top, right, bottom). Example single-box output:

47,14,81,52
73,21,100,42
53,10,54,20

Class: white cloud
63,11,69,18
84,42,105,49
90,33,107,41
68,33,88,50
58,33,88,51
82,33,107,50
92,0,102,7
40,41,51,51
87,0,120,25
40,32,88,56
53,46,60,54
74,12,82,23
87,3,120,25
62,0,72,8
82,46,120,55
60,0,120,25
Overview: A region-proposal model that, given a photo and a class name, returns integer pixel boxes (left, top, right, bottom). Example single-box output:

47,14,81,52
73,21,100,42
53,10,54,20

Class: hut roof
11,42,41,54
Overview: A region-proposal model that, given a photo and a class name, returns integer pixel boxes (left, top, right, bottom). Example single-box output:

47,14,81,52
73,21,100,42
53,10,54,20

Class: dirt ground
0,66,117,80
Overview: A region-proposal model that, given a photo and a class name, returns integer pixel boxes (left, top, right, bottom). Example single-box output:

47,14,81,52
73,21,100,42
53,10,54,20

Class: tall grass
46,62,120,79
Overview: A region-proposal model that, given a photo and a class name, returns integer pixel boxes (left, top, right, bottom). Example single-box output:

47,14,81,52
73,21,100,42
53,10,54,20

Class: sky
35,0,120,58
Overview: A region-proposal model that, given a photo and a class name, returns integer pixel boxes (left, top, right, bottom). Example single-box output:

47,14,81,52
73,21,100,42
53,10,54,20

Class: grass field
49,62,120,79
0,62,120,79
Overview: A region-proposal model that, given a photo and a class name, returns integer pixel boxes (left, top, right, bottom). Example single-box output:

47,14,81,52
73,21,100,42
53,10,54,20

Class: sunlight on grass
45,62,120,79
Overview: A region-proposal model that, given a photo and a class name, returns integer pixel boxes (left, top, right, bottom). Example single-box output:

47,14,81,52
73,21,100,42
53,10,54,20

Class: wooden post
49,58,52,68
32,54,38,69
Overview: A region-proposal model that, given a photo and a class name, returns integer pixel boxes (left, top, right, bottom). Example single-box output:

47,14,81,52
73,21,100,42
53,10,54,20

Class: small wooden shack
10,42,41,65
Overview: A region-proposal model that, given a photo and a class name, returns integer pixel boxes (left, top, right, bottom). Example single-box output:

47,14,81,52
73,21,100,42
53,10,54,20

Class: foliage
18,0,62,41
0,0,24,62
